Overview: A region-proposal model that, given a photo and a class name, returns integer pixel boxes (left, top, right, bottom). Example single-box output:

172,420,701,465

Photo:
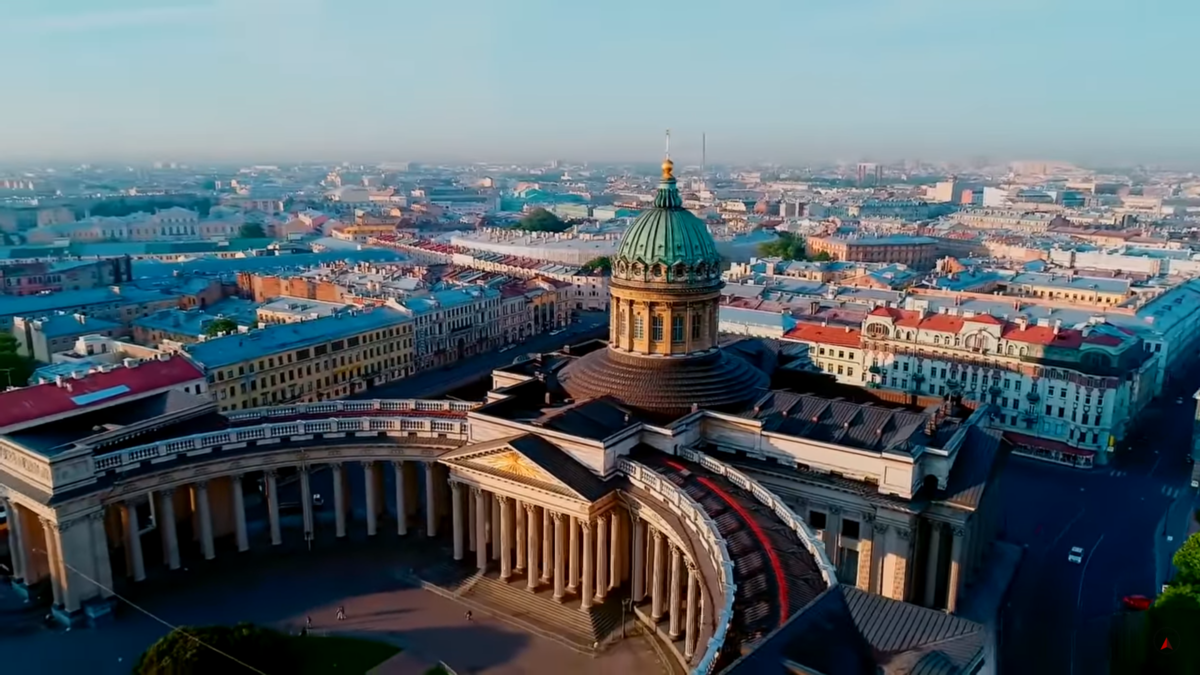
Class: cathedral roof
613,158,721,283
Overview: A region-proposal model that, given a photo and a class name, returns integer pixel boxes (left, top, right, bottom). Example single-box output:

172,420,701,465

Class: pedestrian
306,615,313,629
336,606,346,621
465,610,473,621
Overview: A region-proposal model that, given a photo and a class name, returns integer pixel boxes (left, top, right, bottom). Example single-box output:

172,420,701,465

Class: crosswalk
1110,469,1129,478
1162,485,1185,499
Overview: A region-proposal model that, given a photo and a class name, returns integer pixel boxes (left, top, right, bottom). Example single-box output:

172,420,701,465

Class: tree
811,251,835,262
516,208,570,233
0,332,34,386
133,623,300,675
581,256,612,273
238,223,266,239
203,318,239,337
1175,532,1200,585
756,232,807,260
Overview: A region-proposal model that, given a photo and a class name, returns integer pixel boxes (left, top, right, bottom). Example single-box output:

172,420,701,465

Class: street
999,388,1198,675
351,312,609,401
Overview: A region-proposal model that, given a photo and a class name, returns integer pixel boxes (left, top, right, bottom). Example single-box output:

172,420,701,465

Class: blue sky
0,0,1195,165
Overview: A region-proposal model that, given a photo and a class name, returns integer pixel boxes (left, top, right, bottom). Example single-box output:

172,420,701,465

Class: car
312,493,325,507
1122,594,1153,611
550,328,564,336
1177,397,1185,405
1068,546,1085,564
500,345,515,352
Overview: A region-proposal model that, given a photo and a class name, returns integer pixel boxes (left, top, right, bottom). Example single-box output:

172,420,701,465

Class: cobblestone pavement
0,543,667,675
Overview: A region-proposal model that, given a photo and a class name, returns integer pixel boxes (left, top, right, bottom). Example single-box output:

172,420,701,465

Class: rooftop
25,312,123,338
184,306,410,369
0,286,179,321
0,356,204,434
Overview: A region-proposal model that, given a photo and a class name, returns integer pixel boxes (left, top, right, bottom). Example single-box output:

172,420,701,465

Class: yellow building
183,307,414,410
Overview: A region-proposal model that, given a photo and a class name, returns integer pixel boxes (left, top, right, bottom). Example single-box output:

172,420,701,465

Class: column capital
952,526,966,538
87,509,106,523
495,494,510,505
195,479,209,490
651,528,663,543
360,460,375,470
685,558,698,574
580,518,593,533
523,502,538,516
875,522,890,535
550,511,563,524
265,469,279,479
471,486,484,499
896,527,911,540
861,512,875,524
929,520,945,534
39,516,58,532
233,472,246,481
450,481,463,494
392,459,406,468
827,504,842,515
159,486,176,497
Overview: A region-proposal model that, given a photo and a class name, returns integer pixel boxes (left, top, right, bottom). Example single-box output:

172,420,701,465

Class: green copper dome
613,160,722,285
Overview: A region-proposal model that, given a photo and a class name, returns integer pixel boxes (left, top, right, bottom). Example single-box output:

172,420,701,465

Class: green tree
238,223,267,239
811,251,835,262
133,624,299,675
203,318,239,337
756,232,807,260
1174,532,1200,584
516,208,569,233
581,256,612,273
0,332,21,354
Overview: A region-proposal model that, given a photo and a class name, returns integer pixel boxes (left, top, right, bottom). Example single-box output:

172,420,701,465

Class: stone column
499,496,513,580
924,522,943,608
651,530,666,621
423,463,438,537
631,517,646,602
300,467,314,541
542,508,553,582
567,516,579,593
159,489,181,570
196,481,215,560
468,490,477,553
41,518,63,606
266,471,282,546
684,561,699,659
394,461,408,536
594,512,608,603
491,494,502,561
580,519,594,610
668,546,683,638
823,505,842,566
946,526,966,613
124,500,145,582
526,504,540,590
364,461,378,537
87,511,114,598
1,499,22,582
451,482,465,561
475,488,488,572
553,513,566,600
232,474,249,552
870,523,889,594
609,510,620,590
515,500,527,572
332,463,347,538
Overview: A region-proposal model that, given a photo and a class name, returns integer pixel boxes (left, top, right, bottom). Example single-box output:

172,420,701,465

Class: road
999,381,1199,675
351,312,609,401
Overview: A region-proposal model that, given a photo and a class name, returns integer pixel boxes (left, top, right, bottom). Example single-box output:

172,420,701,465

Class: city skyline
1,0,1197,165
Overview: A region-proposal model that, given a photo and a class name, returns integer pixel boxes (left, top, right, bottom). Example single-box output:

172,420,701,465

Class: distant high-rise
856,162,883,186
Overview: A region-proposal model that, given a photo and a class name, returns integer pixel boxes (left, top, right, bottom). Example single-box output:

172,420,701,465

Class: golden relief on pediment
475,450,550,482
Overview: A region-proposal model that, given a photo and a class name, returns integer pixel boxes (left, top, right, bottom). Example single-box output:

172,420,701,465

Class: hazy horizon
1,0,1196,167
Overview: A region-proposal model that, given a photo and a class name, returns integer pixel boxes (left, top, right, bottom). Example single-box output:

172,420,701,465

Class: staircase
462,575,625,650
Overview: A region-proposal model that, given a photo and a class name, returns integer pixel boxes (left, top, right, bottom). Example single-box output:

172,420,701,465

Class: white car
1068,546,1085,564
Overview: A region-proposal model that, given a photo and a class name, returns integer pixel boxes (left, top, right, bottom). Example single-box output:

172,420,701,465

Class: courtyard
0,542,669,675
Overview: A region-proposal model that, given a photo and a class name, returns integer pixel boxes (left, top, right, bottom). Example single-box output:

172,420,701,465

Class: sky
0,0,1197,166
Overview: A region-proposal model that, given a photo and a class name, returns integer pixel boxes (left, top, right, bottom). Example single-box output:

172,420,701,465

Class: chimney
1053,319,1062,335
123,358,139,368
544,392,553,406
55,375,65,387
691,403,699,413
925,414,938,436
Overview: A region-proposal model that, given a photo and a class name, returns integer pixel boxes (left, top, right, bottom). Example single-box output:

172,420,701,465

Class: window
672,315,684,341
634,315,644,339
1058,407,1065,418
618,310,626,336
651,316,664,341
836,548,860,585
808,510,827,530
691,314,702,339
842,519,860,539
1045,404,1053,415
847,367,854,377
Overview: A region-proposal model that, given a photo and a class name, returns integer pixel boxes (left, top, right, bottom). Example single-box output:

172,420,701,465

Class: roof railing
678,447,839,588
93,416,468,472
618,458,736,675
222,398,479,422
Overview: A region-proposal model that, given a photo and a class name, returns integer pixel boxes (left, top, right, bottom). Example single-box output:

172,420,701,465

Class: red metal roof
0,357,204,430
784,323,864,348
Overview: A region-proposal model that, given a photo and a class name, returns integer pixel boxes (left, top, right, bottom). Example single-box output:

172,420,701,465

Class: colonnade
119,459,446,582
447,483,707,660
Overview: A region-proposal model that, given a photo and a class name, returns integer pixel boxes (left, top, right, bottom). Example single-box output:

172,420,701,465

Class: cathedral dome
613,159,722,285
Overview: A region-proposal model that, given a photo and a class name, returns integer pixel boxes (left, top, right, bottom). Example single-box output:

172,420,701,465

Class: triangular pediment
440,434,609,501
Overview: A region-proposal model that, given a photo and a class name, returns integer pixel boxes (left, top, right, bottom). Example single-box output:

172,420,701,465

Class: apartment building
390,287,501,373
13,313,127,362
1001,271,1133,307
806,235,939,270
0,286,183,331
782,323,864,385
183,307,414,411
0,258,133,296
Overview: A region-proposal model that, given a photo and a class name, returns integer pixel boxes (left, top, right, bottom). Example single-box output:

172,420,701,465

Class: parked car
1068,546,1085,564
1122,595,1152,611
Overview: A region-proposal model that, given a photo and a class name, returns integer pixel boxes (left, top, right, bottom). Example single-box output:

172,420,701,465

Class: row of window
621,313,704,342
